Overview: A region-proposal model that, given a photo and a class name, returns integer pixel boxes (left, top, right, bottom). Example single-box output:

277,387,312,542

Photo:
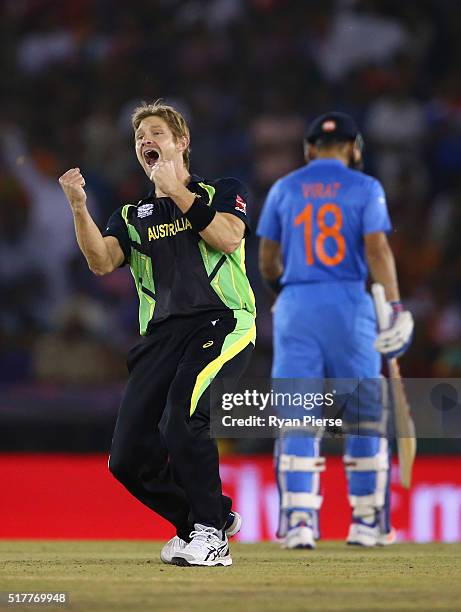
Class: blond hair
131,100,191,169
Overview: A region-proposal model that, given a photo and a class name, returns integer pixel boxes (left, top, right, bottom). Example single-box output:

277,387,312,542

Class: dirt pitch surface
1,541,459,612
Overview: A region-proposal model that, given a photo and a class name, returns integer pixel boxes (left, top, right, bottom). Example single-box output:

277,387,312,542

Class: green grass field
1,541,460,612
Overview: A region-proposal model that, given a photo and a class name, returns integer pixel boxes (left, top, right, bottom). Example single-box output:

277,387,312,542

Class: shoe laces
189,526,221,545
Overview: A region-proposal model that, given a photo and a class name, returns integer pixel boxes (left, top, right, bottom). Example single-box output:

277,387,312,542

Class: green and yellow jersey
103,175,256,336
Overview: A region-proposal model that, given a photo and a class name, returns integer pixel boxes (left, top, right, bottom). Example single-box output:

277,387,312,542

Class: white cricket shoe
347,520,380,547
347,516,397,547
161,511,240,564
160,536,187,564
172,524,232,567
282,525,316,549
281,511,316,549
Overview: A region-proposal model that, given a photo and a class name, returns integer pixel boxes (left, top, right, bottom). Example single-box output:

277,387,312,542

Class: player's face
134,116,185,177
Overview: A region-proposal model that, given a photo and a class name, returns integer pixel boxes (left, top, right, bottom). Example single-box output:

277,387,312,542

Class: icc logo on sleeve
138,203,154,218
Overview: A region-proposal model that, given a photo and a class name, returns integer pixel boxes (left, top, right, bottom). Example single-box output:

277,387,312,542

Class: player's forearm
169,184,242,253
258,238,283,296
199,214,242,254
259,238,283,281
259,259,283,281
367,243,400,302
169,182,197,213
72,207,115,275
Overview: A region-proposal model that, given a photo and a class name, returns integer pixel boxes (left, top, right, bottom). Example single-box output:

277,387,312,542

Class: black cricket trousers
108,309,255,541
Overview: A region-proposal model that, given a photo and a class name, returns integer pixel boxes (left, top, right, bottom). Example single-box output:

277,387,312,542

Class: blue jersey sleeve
362,178,392,235
256,181,282,242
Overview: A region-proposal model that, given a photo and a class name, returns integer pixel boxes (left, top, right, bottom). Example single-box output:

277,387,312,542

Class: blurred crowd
2,0,461,388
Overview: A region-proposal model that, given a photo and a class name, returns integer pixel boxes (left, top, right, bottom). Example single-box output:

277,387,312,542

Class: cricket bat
372,283,416,489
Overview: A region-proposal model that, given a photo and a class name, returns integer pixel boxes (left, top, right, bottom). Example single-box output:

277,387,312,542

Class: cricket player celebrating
257,112,413,548
59,101,256,566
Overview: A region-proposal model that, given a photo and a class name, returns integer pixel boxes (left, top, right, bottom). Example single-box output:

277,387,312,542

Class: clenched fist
150,160,181,197
59,167,87,210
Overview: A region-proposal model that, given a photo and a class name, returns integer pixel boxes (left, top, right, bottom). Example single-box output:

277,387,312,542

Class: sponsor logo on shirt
138,203,154,218
235,194,247,214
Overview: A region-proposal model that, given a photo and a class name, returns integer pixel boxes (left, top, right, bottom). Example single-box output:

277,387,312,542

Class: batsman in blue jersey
257,112,414,548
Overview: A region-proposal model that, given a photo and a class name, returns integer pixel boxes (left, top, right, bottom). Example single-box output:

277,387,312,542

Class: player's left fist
149,160,180,196
375,302,414,359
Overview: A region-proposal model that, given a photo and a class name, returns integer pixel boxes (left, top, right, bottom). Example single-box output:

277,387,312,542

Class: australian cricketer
59,101,256,567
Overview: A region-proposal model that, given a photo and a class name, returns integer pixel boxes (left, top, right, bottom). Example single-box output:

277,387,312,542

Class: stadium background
1,0,461,542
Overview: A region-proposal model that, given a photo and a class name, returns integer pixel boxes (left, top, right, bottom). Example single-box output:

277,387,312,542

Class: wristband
263,276,282,296
185,197,216,232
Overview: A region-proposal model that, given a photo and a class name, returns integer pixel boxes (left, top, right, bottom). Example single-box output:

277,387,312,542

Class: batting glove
374,301,414,359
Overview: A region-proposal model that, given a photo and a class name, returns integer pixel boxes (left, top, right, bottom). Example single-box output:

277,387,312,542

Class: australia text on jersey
147,217,192,241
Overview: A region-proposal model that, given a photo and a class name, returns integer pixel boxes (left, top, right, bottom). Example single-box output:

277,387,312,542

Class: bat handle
372,283,391,332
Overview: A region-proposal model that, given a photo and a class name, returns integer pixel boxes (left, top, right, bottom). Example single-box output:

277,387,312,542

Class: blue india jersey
256,159,391,284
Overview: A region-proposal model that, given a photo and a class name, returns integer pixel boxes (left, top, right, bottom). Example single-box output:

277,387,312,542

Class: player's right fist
58,167,87,210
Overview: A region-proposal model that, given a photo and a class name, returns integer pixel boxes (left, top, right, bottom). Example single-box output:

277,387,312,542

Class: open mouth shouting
143,149,160,167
